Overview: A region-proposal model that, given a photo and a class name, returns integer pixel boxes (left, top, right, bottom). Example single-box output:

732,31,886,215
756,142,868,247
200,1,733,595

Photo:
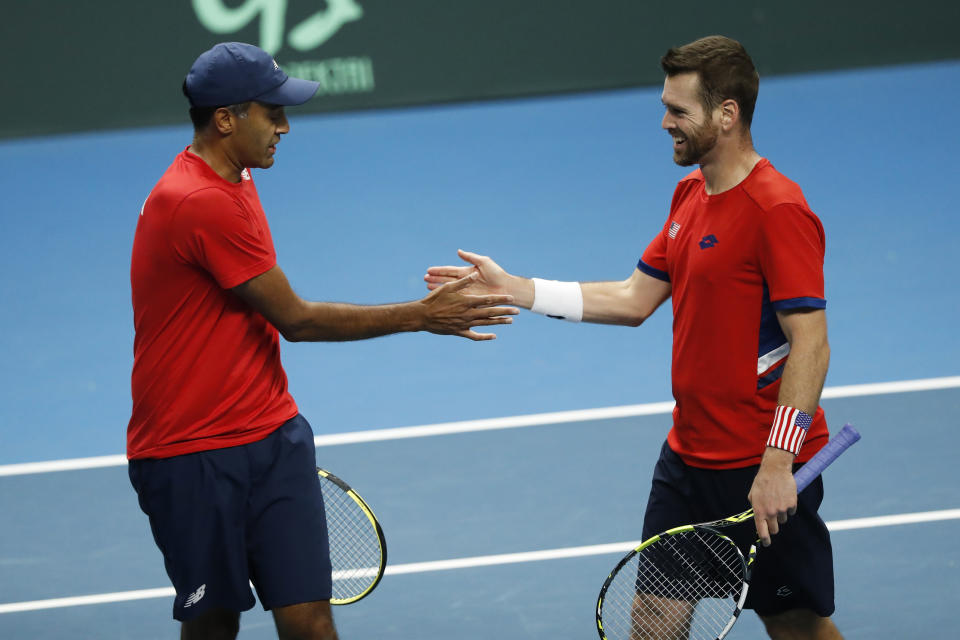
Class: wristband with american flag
766,405,812,455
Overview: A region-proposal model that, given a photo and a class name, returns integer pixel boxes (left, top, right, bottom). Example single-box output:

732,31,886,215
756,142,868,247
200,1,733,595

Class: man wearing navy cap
127,42,517,639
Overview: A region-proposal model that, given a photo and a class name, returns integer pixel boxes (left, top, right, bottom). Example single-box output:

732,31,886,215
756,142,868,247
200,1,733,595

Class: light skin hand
425,249,535,308
748,447,797,546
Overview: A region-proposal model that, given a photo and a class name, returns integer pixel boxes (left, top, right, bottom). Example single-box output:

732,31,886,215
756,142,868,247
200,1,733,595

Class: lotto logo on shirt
699,234,719,249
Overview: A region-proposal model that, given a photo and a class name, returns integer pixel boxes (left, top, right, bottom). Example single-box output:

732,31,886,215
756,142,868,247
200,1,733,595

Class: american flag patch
767,406,812,455
668,221,681,238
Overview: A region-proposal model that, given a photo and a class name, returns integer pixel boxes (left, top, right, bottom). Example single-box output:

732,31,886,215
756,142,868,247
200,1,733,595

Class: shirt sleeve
170,188,276,289
638,217,671,282
758,203,826,310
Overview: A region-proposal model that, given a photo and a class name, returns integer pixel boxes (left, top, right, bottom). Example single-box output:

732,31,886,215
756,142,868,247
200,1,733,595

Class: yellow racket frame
317,468,387,605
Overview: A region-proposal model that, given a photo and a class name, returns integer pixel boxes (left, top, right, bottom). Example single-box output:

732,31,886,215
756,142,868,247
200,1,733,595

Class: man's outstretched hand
425,250,533,308
420,271,518,340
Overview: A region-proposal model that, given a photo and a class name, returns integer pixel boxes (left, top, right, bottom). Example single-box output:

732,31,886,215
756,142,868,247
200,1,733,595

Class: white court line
312,401,676,447
1,375,958,478
1,508,958,615
0,588,176,615
819,376,960,399
825,509,960,530
389,508,960,574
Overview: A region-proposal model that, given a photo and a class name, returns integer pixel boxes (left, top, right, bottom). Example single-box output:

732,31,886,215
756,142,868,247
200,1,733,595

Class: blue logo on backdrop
699,234,719,249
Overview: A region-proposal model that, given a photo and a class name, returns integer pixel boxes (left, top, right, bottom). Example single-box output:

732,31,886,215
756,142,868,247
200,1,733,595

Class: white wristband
531,278,583,322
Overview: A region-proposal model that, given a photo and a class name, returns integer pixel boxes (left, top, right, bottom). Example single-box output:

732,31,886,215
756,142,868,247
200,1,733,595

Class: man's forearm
581,280,649,326
581,273,671,326
775,338,830,415
281,300,423,342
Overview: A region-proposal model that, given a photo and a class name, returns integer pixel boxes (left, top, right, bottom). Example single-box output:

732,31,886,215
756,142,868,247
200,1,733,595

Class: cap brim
255,76,320,106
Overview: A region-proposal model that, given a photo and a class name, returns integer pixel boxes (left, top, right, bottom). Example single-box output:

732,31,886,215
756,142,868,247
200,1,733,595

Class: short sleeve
758,203,826,310
171,188,275,289
638,218,671,282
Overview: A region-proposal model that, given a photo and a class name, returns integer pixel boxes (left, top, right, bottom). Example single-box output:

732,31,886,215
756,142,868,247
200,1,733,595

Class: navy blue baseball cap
184,42,319,108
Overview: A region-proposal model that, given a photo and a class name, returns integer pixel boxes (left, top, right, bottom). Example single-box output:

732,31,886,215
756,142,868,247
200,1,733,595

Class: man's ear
212,107,235,135
719,98,740,132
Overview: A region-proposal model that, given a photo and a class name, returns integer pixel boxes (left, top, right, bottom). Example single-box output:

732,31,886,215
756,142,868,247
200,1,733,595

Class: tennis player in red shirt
128,42,516,640
426,36,841,639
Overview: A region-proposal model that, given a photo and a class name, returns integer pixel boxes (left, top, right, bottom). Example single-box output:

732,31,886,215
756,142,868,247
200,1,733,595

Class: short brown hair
660,36,759,128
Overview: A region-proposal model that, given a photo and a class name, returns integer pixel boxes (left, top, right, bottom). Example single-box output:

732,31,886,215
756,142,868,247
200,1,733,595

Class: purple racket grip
793,423,861,492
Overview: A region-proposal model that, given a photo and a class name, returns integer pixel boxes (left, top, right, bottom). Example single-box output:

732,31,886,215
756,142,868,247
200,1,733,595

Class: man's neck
699,140,762,195
188,138,244,183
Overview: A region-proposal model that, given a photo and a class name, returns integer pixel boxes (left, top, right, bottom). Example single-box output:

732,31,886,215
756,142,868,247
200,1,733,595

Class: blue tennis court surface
1,385,959,638
1,61,958,638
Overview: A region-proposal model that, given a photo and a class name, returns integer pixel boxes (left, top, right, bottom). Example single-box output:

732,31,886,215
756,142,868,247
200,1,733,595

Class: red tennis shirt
127,148,298,459
639,159,828,469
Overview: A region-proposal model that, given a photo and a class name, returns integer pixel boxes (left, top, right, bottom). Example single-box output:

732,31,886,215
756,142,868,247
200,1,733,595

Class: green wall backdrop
3,0,958,139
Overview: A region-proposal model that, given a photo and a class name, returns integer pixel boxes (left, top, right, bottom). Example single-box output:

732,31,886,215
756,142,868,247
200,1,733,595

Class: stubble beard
672,121,719,167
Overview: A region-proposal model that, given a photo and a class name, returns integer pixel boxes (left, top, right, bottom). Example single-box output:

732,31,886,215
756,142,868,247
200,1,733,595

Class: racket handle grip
793,423,861,492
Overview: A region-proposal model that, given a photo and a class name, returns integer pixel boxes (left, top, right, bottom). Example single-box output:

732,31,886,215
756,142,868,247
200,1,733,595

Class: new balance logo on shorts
184,583,206,608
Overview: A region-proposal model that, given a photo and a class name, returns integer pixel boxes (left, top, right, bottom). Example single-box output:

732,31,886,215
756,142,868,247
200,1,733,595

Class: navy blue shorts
641,440,835,617
129,414,332,621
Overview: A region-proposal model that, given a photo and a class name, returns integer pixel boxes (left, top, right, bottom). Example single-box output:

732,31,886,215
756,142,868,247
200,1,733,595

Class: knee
760,609,841,640
275,602,338,640
181,608,240,640
277,618,337,640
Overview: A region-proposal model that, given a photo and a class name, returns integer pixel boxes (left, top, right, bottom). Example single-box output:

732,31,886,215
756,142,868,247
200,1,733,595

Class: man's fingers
459,329,496,341
467,307,517,322
469,316,514,326
421,270,515,338
469,300,516,313
423,274,460,289
457,249,485,266
755,517,771,547
480,296,516,307
426,266,471,278
767,517,780,537
443,272,479,292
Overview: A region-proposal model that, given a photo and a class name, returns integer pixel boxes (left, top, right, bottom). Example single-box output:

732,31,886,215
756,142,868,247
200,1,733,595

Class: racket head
316,468,387,605
597,525,752,640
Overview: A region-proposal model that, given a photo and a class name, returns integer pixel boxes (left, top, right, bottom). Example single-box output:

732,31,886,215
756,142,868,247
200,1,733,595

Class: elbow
273,302,319,342
277,325,302,342
275,318,310,342
278,317,343,343
624,305,657,327
280,329,304,343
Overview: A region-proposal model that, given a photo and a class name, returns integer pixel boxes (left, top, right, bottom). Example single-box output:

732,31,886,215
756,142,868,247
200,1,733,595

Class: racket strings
319,477,383,601
600,529,745,640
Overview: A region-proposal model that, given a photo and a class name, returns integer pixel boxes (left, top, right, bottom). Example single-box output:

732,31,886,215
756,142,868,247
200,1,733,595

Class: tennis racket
596,423,860,640
316,468,387,605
